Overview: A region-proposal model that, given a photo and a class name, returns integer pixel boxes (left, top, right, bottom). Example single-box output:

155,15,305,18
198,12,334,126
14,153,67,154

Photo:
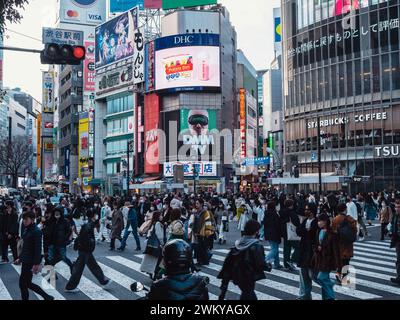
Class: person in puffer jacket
147,239,209,300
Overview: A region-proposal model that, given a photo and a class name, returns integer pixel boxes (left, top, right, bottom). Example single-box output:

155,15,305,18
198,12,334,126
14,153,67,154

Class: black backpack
338,218,357,245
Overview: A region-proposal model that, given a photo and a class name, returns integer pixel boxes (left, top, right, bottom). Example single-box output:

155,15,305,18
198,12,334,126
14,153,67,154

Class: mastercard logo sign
67,10,79,18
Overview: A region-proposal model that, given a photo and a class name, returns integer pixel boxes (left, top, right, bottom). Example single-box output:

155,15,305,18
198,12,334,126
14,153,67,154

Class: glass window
306,71,311,105
372,55,381,93
381,54,392,91
355,59,362,95
331,64,337,99
389,5,399,51
346,61,353,97
318,68,324,102
324,66,330,100
370,10,379,55
339,63,345,98
392,52,400,90
363,58,371,94
379,7,389,53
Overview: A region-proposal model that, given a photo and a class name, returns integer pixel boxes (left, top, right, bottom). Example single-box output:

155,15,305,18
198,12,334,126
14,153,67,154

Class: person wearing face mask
1,201,19,264
214,201,229,245
109,201,124,251
138,196,150,227
41,204,54,265
66,208,112,292
47,207,74,274
296,204,318,300
118,200,141,252
311,213,341,300
379,199,392,241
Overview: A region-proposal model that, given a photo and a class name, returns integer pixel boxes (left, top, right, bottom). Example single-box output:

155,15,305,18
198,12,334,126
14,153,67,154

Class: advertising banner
164,161,217,177
0,35,3,89
110,0,144,12
144,93,160,174
95,6,139,69
145,0,162,8
180,109,217,156
84,41,95,91
145,40,155,92
239,89,246,159
96,63,133,98
162,0,217,10
42,27,83,45
133,27,145,84
59,0,107,25
42,72,55,113
78,114,89,179
297,0,389,29
154,34,220,91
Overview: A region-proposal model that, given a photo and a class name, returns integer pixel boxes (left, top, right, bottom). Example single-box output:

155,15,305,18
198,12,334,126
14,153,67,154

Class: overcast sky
3,0,280,101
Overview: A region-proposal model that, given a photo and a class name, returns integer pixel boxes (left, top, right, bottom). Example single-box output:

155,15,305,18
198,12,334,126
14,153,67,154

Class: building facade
282,0,400,192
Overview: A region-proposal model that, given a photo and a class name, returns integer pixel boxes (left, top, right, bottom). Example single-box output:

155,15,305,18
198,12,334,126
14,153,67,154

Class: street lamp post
193,165,199,194
317,116,323,196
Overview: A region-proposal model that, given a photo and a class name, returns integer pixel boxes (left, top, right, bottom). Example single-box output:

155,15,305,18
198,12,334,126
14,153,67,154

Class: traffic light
40,43,86,65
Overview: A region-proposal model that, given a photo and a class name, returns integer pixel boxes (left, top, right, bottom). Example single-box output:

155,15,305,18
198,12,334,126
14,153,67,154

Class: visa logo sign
87,13,102,22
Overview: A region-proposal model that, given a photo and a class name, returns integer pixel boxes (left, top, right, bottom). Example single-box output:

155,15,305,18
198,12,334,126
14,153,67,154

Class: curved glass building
282,0,400,192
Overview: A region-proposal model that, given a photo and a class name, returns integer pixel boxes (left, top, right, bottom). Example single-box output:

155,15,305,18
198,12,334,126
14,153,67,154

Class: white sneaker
358,237,365,242
65,288,80,293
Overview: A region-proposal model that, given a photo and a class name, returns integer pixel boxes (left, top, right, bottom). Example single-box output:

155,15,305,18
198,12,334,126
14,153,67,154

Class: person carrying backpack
332,203,357,285
217,220,272,300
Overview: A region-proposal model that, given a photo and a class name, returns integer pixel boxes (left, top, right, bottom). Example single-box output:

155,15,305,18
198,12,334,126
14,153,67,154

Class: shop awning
268,173,345,185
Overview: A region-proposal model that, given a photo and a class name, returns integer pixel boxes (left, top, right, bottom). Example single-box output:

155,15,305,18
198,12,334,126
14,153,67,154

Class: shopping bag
287,222,301,241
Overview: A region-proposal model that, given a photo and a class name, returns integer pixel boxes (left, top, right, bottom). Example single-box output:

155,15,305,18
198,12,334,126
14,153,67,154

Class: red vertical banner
144,93,160,174
84,41,95,91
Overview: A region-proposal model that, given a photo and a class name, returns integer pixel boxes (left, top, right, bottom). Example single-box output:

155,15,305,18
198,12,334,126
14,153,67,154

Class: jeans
239,282,257,300
283,239,299,266
65,251,107,290
266,241,281,267
19,263,53,300
2,235,18,261
48,245,74,272
119,220,141,250
316,271,335,300
299,268,314,300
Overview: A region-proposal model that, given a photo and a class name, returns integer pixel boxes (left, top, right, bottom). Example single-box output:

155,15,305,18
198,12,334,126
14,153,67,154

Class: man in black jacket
147,239,209,300
218,220,272,300
48,206,74,273
1,201,19,263
65,209,112,292
280,199,301,271
17,211,54,300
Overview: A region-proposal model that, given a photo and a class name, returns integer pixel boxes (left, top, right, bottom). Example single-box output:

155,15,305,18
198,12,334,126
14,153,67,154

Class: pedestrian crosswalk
0,239,398,300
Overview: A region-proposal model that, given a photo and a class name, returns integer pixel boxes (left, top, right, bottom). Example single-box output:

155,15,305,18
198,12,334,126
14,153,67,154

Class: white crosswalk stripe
0,240,398,300
0,278,12,300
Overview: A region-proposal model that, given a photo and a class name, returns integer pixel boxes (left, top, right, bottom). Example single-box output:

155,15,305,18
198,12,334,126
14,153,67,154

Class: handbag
287,222,301,241
143,225,162,257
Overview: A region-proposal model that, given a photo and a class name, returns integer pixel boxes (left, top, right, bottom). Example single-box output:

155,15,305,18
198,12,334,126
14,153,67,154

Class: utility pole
317,116,322,196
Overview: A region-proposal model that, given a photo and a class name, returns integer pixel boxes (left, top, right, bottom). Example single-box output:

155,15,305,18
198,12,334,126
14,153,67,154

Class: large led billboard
297,0,389,29
154,34,220,92
95,6,139,68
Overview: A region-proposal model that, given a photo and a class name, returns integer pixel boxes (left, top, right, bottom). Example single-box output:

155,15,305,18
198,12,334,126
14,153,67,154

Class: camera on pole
40,43,86,65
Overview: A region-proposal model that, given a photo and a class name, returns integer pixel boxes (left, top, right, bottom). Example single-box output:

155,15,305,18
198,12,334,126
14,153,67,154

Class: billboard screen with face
154,34,220,92
95,7,139,68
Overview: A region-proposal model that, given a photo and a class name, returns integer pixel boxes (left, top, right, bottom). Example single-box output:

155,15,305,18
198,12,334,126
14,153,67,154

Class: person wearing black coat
48,207,74,273
264,201,282,269
65,209,112,292
296,204,318,300
279,199,301,271
17,211,54,300
1,201,19,263
218,220,271,300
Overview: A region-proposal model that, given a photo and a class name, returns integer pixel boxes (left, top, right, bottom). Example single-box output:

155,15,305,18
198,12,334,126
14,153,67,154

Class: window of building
392,52,400,90
15,111,25,120
339,63,345,98
372,55,381,93
17,123,25,130
363,58,371,94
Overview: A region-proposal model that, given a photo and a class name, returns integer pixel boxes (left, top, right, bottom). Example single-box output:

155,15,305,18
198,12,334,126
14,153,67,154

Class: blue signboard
274,17,281,42
65,147,70,179
110,0,144,12
243,157,270,166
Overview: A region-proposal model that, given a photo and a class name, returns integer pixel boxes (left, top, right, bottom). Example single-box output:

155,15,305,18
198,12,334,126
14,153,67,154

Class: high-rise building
282,0,400,192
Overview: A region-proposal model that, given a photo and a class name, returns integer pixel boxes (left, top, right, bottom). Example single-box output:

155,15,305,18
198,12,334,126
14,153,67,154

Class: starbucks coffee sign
307,112,388,129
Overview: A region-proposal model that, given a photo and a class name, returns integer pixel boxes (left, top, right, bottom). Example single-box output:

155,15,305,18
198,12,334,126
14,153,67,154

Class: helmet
163,239,192,275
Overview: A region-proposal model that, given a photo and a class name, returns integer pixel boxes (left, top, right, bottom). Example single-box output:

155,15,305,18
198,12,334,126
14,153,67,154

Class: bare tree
0,136,31,188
